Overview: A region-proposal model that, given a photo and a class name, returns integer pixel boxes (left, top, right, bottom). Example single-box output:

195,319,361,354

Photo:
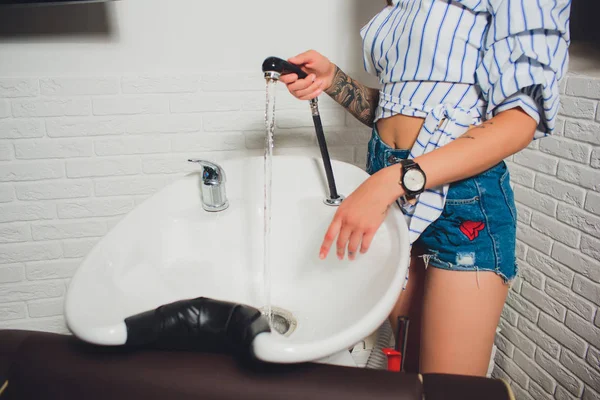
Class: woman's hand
279,50,337,101
320,166,404,261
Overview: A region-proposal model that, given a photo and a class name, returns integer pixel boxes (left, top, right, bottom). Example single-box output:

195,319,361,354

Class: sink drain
260,306,297,337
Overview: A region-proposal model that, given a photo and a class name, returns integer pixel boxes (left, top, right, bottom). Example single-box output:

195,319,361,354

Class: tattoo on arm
325,65,379,127
475,120,494,129
458,120,494,139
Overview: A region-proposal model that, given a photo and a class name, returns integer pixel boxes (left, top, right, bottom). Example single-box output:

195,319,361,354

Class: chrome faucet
187,159,229,212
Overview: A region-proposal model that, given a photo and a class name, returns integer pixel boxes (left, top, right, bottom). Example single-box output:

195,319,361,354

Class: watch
399,159,426,199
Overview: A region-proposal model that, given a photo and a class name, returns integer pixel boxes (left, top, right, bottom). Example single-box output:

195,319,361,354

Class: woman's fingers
360,230,375,254
287,74,315,92
279,73,298,85
296,79,323,100
336,225,353,260
288,50,316,68
321,215,371,260
347,231,362,260
320,218,342,260
282,50,327,101
321,223,374,260
289,76,321,100
298,90,322,101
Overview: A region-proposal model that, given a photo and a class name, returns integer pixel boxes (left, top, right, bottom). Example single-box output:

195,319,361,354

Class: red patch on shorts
459,221,485,241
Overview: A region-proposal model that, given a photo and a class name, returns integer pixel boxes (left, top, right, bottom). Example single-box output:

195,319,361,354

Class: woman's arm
319,108,537,260
324,65,380,127
407,108,536,192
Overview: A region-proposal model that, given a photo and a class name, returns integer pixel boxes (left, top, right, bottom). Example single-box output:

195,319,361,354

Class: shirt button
387,155,397,164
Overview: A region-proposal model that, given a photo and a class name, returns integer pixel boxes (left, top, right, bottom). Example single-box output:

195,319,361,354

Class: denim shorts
366,128,518,283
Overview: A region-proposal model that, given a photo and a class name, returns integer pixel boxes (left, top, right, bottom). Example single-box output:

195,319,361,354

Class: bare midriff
376,114,426,150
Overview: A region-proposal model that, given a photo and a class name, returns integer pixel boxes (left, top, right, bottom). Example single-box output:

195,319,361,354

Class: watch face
404,169,426,192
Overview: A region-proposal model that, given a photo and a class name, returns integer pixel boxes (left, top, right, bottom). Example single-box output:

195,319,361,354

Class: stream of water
262,78,277,328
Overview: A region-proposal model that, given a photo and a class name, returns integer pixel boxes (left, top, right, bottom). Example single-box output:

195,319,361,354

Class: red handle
382,348,402,372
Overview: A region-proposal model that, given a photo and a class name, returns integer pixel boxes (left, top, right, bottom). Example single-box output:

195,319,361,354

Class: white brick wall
121,75,202,94
40,77,119,97
0,79,39,98
0,101,9,119
0,69,598,399
11,98,92,118
492,73,600,400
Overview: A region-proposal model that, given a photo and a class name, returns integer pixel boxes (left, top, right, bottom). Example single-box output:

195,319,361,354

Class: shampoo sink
64,156,410,364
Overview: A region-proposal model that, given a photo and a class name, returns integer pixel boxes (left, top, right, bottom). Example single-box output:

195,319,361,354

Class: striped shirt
361,0,571,244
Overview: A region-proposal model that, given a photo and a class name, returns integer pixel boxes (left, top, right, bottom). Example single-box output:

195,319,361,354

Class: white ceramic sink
65,155,410,364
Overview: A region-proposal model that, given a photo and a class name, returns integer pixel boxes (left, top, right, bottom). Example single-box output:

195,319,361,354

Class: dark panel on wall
0,1,111,4
0,1,114,38
570,1,600,44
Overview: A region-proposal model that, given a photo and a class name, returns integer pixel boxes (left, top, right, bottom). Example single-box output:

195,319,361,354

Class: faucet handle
187,159,229,212
188,159,226,186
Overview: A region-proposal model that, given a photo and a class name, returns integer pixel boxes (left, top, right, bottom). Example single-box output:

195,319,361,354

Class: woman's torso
363,0,490,148
376,114,424,149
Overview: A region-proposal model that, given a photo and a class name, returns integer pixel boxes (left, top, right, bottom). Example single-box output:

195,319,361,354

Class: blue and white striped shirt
361,0,571,244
